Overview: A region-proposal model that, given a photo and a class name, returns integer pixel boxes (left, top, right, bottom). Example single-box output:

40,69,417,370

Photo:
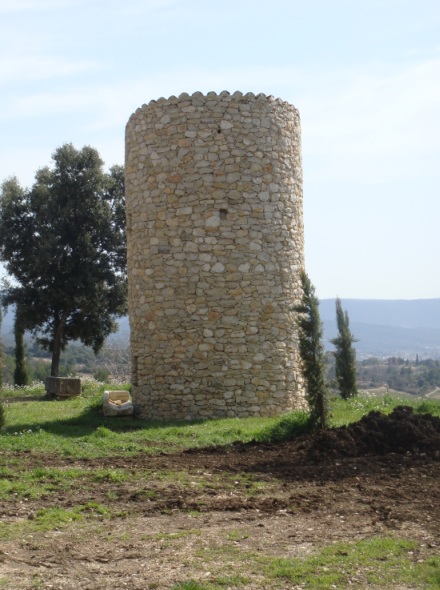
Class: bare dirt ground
1,406,439,589
426,388,440,400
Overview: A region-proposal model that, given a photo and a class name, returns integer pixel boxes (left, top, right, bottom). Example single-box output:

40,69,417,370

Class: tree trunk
50,321,65,377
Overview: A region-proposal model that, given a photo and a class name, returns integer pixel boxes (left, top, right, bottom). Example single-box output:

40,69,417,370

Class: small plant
93,468,127,483
92,425,113,438
172,582,210,590
0,402,4,429
256,410,313,443
226,530,249,542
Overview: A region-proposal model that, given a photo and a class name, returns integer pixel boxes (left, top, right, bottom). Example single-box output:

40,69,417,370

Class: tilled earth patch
0,406,439,589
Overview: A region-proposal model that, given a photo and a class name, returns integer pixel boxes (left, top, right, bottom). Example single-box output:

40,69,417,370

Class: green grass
0,386,439,458
0,466,87,499
172,583,210,590
0,381,47,400
0,502,114,541
264,536,440,589
0,387,281,458
189,536,440,589
225,530,250,542
171,577,249,590
329,390,440,427
0,377,129,402
0,464,146,502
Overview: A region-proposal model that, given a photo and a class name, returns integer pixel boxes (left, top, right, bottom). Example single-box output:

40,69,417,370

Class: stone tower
125,90,305,420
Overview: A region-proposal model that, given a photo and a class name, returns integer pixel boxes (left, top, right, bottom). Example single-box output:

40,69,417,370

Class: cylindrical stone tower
125,90,305,420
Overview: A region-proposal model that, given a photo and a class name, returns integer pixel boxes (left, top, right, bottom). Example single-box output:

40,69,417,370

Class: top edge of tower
127,91,299,124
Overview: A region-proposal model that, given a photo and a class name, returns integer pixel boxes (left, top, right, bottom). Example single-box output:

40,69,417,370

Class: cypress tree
0,305,3,390
14,306,28,387
295,271,329,429
331,297,358,399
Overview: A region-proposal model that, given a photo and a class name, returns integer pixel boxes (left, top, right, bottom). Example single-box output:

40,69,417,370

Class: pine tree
295,271,329,429
331,298,358,399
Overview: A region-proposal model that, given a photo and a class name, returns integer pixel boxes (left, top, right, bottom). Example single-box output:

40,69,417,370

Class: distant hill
2,299,440,359
0,308,14,345
320,299,440,358
0,309,130,347
319,299,440,330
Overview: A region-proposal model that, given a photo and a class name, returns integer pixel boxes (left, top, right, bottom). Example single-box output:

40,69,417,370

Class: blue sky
1,0,439,299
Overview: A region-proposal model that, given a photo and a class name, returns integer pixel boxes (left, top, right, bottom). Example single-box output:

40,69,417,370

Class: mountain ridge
319,298,440,330
319,299,440,357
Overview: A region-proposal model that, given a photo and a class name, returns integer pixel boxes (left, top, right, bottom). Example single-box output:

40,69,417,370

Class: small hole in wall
219,209,228,220
217,128,222,134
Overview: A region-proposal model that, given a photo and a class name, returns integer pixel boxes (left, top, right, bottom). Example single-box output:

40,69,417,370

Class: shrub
93,368,110,382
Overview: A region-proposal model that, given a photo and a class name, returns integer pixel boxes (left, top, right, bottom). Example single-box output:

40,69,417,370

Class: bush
93,368,110,382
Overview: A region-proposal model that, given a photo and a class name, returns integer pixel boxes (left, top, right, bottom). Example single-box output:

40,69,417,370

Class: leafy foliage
0,144,127,376
295,271,329,429
330,297,358,399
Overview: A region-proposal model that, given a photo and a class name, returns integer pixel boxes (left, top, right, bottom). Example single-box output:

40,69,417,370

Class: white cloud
84,61,440,187
300,59,440,183
3,57,439,187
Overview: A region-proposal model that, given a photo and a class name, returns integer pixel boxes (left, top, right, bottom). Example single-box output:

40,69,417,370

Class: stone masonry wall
125,90,305,420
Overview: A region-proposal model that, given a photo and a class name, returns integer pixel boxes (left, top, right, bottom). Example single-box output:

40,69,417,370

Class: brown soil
1,406,439,589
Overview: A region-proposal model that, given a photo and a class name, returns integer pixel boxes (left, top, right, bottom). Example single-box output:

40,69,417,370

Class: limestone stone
45,377,81,399
126,91,306,420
